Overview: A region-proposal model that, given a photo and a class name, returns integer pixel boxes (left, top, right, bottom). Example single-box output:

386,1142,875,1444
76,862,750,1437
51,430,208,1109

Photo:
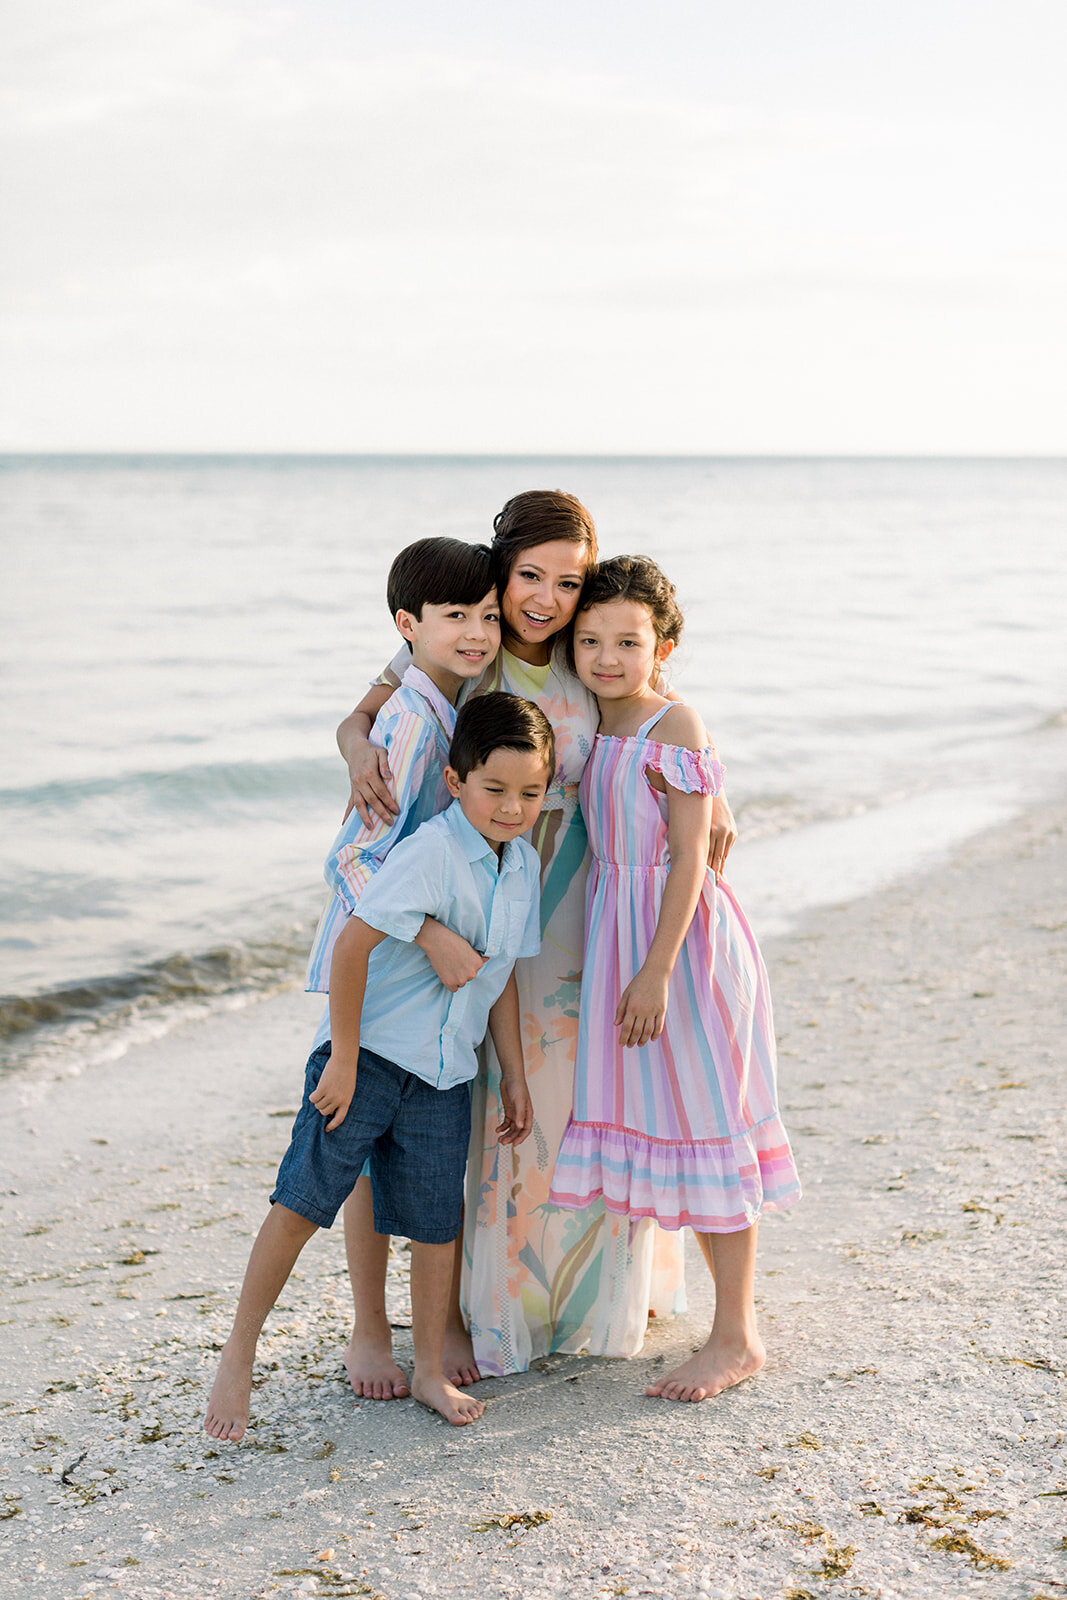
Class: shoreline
0,800,1064,1600
3,755,1051,1088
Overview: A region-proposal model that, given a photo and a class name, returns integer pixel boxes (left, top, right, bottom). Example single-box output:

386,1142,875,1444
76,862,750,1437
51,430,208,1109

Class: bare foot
204,1345,253,1441
411,1371,485,1425
343,1334,410,1401
442,1324,482,1388
646,1334,765,1403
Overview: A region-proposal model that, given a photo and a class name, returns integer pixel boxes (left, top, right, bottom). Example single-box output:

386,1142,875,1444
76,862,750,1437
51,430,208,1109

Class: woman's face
501,540,590,661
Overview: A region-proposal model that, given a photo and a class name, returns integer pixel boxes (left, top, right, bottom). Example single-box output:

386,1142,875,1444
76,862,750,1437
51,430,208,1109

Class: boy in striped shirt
304,538,500,994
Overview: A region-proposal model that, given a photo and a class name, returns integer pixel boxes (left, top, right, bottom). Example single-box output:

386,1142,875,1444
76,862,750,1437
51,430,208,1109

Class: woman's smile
500,540,589,662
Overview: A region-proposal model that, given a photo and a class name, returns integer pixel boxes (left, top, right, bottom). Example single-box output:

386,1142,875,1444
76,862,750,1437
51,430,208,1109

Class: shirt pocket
504,899,531,958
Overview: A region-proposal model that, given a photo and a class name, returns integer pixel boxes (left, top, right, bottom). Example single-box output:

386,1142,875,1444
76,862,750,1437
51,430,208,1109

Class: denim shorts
271,1043,471,1244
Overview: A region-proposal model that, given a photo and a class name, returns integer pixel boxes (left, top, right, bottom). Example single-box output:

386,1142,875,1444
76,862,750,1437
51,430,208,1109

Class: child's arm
617,706,714,1049
487,972,532,1145
415,918,487,991
310,916,388,1131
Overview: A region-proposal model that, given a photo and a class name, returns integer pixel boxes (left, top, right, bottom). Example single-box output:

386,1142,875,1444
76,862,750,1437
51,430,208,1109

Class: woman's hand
337,690,399,826
415,919,487,992
709,790,738,880
497,1074,532,1145
309,1052,358,1132
615,966,669,1049
343,740,398,827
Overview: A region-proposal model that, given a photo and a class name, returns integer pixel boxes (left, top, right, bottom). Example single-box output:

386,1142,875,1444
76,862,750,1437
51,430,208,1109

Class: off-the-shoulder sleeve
646,743,725,796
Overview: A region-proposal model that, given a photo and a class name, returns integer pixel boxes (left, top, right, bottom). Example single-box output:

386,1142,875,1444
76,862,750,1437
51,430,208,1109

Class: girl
550,555,801,1401
339,495,738,1383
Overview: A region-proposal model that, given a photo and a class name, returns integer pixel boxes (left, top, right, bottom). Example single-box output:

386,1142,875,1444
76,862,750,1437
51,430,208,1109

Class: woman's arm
658,687,737,876
709,790,737,879
337,683,398,825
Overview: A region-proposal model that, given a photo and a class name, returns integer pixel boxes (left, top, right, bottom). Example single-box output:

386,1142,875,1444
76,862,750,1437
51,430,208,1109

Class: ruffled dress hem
550,1114,802,1233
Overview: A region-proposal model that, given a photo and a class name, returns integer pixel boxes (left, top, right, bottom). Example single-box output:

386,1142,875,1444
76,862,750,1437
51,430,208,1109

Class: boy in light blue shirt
205,694,554,1437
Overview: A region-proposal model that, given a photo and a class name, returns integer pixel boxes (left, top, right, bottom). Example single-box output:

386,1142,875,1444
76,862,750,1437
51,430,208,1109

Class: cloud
2,0,1066,450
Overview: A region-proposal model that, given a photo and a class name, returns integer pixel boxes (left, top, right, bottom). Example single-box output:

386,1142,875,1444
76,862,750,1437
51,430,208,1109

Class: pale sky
3,0,1066,453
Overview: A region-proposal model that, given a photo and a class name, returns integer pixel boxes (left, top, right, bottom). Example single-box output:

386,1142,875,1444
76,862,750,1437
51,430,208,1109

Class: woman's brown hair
490,490,598,592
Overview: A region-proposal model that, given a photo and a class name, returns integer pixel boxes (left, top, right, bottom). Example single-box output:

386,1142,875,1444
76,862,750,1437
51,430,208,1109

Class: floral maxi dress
549,707,801,1284
461,651,687,1370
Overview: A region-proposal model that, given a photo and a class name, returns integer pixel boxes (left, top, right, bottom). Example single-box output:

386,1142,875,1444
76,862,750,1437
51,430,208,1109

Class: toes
204,1413,245,1441
448,1364,481,1388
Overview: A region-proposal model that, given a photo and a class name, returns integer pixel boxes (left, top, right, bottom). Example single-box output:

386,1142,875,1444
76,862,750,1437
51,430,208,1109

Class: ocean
2,454,1064,1078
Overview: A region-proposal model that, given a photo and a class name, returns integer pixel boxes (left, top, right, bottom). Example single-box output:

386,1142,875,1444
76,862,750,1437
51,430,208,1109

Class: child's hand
496,1075,532,1145
419,921,487,992
615,969,669,1049
309,1054,358,1132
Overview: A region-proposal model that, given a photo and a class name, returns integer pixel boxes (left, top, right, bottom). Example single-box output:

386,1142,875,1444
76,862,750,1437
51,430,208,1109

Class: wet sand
1,803,1064,1600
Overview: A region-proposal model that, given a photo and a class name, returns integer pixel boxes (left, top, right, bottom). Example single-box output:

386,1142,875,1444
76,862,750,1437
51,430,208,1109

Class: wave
0,929,313,1076
0,755,338,818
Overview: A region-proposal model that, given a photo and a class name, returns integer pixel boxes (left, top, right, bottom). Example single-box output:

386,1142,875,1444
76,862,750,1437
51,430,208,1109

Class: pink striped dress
550,706,801,1233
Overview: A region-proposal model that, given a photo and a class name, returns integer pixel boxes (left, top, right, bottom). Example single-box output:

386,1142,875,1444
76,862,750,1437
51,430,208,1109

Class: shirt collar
444,799,525,873
444,800,496,864
400,663,458,733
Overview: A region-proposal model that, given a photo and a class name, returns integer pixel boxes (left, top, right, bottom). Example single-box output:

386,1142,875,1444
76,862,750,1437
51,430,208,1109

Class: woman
339,491,737,1377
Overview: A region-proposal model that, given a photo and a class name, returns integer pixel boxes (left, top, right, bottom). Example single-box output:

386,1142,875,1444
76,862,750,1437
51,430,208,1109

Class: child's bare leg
410,1238,484,1425
442,1223,481,1387
342,1176,410,1400
646,1222,765,1403
205,1203,319,1441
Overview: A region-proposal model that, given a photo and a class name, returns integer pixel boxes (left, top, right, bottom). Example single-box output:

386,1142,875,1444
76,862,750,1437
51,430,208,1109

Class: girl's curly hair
571,554,684,664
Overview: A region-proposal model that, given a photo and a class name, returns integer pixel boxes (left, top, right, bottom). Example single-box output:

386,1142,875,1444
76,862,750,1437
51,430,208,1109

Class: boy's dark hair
449,692,555,783
386,538,495,622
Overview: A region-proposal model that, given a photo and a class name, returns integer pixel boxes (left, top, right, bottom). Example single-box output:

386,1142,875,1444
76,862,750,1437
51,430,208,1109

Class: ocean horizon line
2,449,1066,466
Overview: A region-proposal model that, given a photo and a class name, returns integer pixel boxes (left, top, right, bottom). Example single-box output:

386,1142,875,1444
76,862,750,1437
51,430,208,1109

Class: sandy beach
1,802,1064,1600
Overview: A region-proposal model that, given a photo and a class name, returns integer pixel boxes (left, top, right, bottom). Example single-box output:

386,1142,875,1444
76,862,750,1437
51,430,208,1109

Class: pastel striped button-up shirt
304,664,457,994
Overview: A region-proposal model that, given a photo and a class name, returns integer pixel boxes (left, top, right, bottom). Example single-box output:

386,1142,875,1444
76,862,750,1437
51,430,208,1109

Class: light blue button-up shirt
305,665,457,993
311,800,541,1089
